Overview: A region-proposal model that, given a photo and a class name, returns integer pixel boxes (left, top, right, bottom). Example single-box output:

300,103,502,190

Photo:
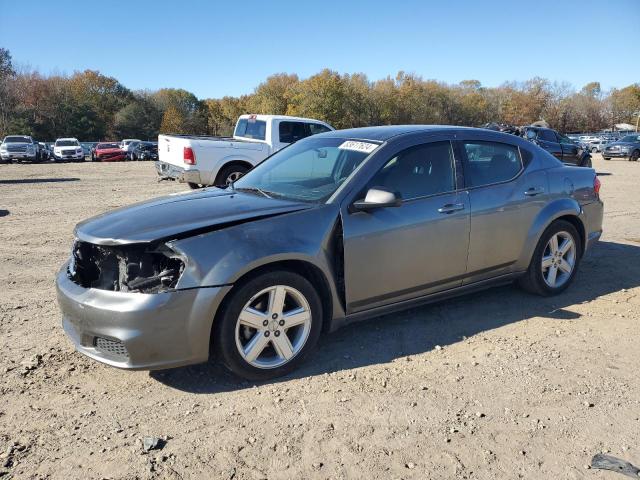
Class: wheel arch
517,199,586,270
211,258,335,346
214,159,254,184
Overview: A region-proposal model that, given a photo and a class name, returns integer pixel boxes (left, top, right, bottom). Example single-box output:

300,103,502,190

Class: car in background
93,142,127,162
157,114,334,188
587,140,607,153
0,135,39,163
57,125,603,380
523,127,591,167
81,142,97,158
131,141,158,161
120,139,141,159
53,138,85,162
38,142,52,161
602,134,640,161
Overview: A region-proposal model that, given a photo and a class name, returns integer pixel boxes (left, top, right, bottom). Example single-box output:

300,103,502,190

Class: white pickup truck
156,114,333,188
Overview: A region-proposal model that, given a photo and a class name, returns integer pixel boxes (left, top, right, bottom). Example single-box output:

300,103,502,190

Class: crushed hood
75,187,313,245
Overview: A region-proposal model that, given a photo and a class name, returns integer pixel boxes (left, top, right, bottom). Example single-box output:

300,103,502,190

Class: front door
341,140,470,313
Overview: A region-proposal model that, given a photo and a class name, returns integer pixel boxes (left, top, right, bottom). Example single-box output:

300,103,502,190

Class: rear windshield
4,136,31,143
234,118,266,140
97,143,119,149
56,140,79,147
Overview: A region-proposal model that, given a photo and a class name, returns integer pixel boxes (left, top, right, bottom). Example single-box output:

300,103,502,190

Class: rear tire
517,220,581,296
214,270,323,381
215,163,249,186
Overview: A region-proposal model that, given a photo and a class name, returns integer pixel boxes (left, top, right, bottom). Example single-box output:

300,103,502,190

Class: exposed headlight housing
68,241,185,293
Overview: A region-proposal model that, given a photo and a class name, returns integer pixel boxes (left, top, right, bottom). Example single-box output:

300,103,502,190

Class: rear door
341,137,470,313
458,137,548,283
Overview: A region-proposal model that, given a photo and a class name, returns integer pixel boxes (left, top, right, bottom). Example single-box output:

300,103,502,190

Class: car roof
318,125,483,142
239,114,331,125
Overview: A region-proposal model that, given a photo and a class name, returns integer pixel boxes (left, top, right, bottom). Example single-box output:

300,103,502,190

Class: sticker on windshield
338,141,379,153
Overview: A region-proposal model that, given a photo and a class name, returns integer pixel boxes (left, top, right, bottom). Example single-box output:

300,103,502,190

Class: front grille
95,337,129,360
62,149,76,155
7,145,27,152
99,152,119,159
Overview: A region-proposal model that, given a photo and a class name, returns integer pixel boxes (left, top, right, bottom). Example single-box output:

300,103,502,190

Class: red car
93,142,126,162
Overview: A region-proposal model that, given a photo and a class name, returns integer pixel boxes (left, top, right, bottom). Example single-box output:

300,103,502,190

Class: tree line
1,48,638,141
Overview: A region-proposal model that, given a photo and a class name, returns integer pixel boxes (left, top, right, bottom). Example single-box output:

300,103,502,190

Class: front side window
233,137,377,202
620,135,640,143
368,141,455,201
234,118,267,140
279,121,307,143
462,141,522,187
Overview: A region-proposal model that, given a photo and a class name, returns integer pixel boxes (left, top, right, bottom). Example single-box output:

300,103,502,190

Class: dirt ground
0,155,639,480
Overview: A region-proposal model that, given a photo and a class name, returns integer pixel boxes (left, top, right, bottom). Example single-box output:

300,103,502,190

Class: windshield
234,118,267,140
4,136,31,143
233,137,379,203
56,140,79,147
620,135,640,143
97,143,119,149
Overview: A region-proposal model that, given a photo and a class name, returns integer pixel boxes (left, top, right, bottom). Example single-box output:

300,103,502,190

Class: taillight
593,176,601,195
183,147,196,165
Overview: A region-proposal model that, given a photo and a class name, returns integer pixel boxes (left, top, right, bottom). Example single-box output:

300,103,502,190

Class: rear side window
538,130,558,142
235,118,267,140
279,121,308,143
462,141,522,187
308,123,332,135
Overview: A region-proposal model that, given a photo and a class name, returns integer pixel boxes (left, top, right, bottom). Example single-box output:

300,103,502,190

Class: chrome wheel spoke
546,265,558,286
272,333,294,360
269,286,287,317
559,238,573,255
239,307,267,329
549,234,559,254
559,259,573,274
243,333,270,363
283,307,309,328
542,255,553,269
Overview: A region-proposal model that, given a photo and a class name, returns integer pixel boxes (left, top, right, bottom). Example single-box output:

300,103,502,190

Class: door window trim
457,140,526,190
366,140,460,204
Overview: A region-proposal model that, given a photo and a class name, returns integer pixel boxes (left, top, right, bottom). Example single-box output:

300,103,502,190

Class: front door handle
524,187,544,196
438,203,465,214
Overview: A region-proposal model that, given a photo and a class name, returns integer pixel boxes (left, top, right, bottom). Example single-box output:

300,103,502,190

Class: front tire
517,220,581,296
214,270,323,380
630,150,639,162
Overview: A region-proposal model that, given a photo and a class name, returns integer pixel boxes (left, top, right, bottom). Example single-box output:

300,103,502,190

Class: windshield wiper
234,186,272,199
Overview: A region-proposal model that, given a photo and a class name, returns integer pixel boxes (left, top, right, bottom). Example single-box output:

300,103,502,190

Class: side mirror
352,188,402,211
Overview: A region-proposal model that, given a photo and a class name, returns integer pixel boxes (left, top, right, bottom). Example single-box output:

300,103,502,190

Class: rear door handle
438,203,465,214
524,187,544,196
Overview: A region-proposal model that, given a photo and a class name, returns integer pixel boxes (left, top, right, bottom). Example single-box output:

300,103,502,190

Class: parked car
602,134,640,161
0,135,39,163
81,142,97,158
523,127,592,167
131,141,158,161
157,114,334,189
53,138,85,162
38,142,52,161
120,139,141,157
56,125,603,380
93,142,127,162
587,140,607,153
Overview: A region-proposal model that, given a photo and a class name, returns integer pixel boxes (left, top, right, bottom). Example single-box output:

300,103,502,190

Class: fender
515,197,583,271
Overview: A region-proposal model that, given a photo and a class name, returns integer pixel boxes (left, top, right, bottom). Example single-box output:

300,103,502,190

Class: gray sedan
56,126,603,380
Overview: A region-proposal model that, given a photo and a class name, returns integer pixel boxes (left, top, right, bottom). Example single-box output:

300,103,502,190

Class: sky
1,0,638,99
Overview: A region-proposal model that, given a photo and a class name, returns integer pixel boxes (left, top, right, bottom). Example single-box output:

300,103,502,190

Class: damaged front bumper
56,263,231,370
155,161,204,185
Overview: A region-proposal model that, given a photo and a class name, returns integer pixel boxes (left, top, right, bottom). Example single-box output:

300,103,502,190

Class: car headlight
0,145,6,151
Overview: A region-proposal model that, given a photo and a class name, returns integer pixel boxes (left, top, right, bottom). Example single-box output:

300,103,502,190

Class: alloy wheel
226,171,244,184
541,231,576,288
235,285,312,369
